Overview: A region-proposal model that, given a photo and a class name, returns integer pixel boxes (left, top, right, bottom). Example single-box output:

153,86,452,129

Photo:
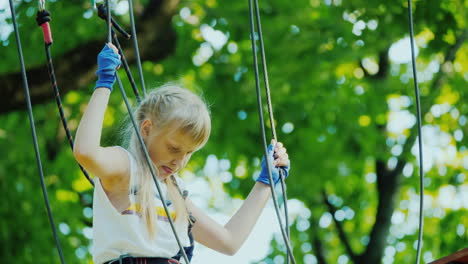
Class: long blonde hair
124,84,211,238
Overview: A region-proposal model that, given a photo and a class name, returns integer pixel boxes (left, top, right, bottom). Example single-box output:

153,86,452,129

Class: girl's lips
162,166,173,174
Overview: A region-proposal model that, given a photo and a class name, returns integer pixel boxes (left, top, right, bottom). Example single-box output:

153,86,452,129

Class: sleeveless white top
92,148,190,264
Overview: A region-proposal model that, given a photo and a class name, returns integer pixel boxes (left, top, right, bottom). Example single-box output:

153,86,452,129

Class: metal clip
38,0,45,11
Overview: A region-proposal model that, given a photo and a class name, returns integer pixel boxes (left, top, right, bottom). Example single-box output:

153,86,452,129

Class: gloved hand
95,43,121,91
256,141,290,186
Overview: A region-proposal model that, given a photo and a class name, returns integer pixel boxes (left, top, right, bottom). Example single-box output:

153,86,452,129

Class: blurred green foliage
0,0,467,263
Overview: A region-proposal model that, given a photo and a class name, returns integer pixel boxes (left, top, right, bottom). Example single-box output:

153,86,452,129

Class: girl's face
141,120,199,179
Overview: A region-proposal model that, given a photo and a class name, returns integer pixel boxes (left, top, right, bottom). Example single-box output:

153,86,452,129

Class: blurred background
0,0,467,263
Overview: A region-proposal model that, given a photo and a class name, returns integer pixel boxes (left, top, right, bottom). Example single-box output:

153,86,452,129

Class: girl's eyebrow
167,136,198,152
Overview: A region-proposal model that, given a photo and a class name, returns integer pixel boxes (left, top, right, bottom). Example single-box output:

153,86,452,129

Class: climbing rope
407,0,424,263
128,0,147,95
98,3,141,102
97,3,131,39
112,29,142,103
247,0,296,263
9,0,66,262
104,1,190,263
36,7,94,186
250,1,292,263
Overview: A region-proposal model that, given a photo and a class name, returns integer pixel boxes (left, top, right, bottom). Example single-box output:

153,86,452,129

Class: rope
9,0,66,262
97,3,131,39
104,3,190,263
248,0,296,263
128,0,147,95
407,1,424,263
45,44,94,186
112,30,142,103
106,0,112,43
36,9,94,186
250,1,292,262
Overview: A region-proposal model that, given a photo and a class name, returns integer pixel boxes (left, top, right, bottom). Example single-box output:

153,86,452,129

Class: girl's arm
73,44,129,190
189,142,290,255
188,182,271,255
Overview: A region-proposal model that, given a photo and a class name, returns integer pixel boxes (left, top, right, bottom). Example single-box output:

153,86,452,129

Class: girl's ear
140,119,153,138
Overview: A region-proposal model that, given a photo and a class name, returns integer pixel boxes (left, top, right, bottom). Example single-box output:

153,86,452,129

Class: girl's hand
256,140,290,186
95,43,121,91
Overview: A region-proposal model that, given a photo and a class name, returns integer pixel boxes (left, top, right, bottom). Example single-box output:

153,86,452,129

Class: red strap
40,22,53,45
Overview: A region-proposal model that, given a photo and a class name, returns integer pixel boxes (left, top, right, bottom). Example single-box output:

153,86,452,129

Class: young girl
74,44,290,264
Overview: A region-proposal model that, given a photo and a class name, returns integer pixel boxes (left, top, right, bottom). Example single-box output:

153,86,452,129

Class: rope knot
36,10,51,26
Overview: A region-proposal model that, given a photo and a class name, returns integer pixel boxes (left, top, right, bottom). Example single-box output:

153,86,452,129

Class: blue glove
256,144,290,186
95,44,121,91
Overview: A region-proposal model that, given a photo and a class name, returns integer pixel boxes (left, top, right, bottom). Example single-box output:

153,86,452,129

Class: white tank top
92,148,190,264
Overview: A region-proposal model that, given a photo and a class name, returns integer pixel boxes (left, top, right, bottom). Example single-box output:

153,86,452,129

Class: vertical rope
407,1,424,263
45,44,94,186
248,0,296,262
9,0,66,262
128,0,147,95
112,30,141,103
251,2,292,262
106,0,111,43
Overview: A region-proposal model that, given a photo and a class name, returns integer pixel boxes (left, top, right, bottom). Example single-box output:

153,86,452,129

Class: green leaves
1,0,467,263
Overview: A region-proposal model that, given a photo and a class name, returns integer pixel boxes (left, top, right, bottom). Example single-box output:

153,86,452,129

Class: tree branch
359,47,390,80
309,215,328,264
322,190,357,262
1,0,180,114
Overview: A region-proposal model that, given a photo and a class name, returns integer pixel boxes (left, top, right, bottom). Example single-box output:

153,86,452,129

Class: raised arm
73,44,129,190
189,142,290,255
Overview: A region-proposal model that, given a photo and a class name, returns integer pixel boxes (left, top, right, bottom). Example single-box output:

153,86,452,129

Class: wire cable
9,0,66,262
248,0,296,262
407,1,424,263
45,44,94,186
251,1,292,262
112,30,141,103
106,0,111,43
128,0,147,95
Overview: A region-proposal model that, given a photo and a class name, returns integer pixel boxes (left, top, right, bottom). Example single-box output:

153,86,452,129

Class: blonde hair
124,84,211,238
